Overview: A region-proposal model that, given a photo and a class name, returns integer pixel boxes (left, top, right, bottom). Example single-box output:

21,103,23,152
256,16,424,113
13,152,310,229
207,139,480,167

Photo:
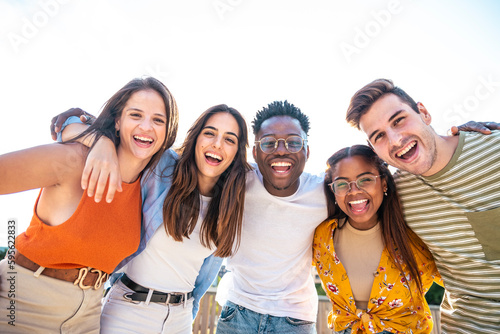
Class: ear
417,102,432,125
382,178,388,193
252,146,257,160
305,144,310,161
115,120,120,131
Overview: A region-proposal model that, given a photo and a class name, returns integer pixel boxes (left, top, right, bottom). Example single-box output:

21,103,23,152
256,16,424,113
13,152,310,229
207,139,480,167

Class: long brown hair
67,77,179,178
163,104,251,257
324,145,425,293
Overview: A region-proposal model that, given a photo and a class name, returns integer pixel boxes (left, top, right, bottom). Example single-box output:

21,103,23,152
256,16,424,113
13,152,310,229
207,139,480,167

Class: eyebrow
204,125,238,138
126,107,166,118
367,109,404,141
259,133,301,139
334,171,375,181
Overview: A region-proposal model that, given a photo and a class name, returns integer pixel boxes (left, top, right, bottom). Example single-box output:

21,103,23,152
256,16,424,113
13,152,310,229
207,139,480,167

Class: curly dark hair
252,100,310,136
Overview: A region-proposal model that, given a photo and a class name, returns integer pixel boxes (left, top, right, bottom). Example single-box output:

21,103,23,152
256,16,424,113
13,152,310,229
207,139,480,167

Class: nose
274,138,288,155
386,128,403,147
212,135,223,149
346,181,362,194
139,118,153,131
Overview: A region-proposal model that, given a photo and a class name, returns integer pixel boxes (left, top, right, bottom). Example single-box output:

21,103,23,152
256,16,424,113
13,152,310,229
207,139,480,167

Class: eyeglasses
328,175,382,196
255,135,306,154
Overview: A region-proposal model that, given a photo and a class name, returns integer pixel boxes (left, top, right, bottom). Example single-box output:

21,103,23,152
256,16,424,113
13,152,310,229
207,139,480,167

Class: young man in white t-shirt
216,101,328,334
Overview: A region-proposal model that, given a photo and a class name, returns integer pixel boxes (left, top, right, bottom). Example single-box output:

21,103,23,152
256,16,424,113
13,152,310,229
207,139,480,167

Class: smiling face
359,93,440,176
115,89,167,165
195,112,240,194
252,115,309,197
330,156,386,230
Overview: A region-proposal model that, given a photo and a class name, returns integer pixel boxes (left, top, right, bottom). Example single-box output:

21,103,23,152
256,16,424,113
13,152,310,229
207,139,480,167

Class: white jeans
101,279,193,334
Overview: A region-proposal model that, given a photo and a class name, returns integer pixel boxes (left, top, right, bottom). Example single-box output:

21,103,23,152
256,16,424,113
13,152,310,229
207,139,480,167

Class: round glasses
328,175,382,196
255,135,306,154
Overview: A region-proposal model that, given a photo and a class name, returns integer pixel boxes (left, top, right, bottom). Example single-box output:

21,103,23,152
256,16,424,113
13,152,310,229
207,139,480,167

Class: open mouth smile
133,135,154,146
348,199,369,213
271,161,292,174
205,152,223,164
395,140,417,160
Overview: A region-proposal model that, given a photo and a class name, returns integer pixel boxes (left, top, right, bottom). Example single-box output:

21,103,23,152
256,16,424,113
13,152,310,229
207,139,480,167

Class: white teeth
134,135,153,142
397,141,416,157
206,152,222,161
271,162,292,167
349,199,367,205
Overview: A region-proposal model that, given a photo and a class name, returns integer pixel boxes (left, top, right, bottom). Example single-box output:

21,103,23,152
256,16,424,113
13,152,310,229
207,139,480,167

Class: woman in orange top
313,145,443,334
0,77,178,333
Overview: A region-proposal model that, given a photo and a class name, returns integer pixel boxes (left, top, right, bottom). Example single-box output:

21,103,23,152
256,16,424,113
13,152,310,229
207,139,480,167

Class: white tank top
124,195,214,293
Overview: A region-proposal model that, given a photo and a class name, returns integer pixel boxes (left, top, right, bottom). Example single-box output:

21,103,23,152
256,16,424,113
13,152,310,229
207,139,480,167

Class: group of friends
0,77,499,334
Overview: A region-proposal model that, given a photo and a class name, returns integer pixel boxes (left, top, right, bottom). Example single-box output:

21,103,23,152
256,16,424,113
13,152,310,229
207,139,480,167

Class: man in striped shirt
345,78,500,334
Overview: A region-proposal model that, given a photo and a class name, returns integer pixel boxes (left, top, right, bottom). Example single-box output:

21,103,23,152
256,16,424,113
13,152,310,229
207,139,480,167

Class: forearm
61,123,93,146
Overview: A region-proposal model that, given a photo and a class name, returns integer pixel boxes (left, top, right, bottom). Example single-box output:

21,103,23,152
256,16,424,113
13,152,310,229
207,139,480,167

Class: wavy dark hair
67,77,179,178
324,145,425,293
163,104,252,257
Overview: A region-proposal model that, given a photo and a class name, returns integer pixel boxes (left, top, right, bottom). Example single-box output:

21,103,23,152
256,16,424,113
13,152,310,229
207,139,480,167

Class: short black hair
252,100,310,136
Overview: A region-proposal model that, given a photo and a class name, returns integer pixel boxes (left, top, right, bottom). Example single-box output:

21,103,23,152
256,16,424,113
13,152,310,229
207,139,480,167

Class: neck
422,134,460,176
197,174,218,197
264,179,300,197
117,151,150,183
347,217,379,231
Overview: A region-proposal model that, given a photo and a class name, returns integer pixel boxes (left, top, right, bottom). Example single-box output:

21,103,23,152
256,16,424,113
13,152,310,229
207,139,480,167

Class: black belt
120,274,193,305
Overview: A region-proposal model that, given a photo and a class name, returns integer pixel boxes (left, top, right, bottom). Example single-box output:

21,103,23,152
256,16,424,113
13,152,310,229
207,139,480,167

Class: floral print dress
313,219,443,334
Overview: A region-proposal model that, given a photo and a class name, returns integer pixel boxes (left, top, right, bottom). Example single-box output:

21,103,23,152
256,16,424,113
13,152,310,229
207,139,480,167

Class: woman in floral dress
313,145,443,334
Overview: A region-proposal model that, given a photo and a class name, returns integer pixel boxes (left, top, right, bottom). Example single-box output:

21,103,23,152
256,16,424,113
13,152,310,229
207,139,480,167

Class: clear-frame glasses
255,135,306,154
328,175,382,196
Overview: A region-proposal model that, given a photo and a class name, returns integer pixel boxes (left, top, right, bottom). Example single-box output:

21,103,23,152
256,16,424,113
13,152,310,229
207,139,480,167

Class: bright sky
1,0,499,245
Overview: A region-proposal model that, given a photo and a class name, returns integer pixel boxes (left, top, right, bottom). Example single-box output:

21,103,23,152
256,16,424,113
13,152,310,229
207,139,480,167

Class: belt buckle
73,267,108,290
168,293,186,307
123,292,140,305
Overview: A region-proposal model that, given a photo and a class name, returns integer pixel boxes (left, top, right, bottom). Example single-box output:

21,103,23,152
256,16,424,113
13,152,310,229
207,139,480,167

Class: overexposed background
1,0,499,245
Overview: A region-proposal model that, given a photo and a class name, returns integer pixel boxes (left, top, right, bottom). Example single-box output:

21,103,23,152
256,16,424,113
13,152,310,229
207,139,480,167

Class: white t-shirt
124,195,214,293
222,168,328,321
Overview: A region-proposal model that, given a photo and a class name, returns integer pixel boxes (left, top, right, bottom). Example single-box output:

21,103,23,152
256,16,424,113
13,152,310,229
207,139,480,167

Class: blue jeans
216,301,316,334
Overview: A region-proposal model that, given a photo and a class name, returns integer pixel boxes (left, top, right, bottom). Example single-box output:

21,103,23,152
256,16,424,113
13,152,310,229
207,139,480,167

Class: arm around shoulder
0,143,87,195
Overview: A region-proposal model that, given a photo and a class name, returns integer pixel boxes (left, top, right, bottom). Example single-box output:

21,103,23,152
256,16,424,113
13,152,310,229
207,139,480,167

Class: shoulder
301,171,325,184
315,218,336,235
154,148,179,174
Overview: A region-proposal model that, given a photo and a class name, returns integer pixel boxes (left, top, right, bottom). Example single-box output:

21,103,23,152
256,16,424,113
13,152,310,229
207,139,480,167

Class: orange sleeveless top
16,178,142,274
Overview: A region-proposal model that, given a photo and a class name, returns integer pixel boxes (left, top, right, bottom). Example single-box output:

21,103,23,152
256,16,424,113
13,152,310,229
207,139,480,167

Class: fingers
50,116,59,141
81,156,122,203
105,170,123,203
453,121,494,135
483,121,500,130
449,126,459,136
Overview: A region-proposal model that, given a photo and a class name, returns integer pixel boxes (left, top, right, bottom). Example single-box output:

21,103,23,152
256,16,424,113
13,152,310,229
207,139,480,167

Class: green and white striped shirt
395,130,500,334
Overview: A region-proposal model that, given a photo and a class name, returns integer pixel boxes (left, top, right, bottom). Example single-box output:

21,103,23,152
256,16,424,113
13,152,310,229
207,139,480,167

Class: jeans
216,301,316,334
101,280,193,334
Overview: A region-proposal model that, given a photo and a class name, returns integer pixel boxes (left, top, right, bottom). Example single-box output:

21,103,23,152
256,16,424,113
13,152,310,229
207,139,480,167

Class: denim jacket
59,117,223,318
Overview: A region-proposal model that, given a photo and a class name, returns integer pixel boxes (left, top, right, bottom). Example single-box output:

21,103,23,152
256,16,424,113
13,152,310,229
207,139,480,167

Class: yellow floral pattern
313,219,443,334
